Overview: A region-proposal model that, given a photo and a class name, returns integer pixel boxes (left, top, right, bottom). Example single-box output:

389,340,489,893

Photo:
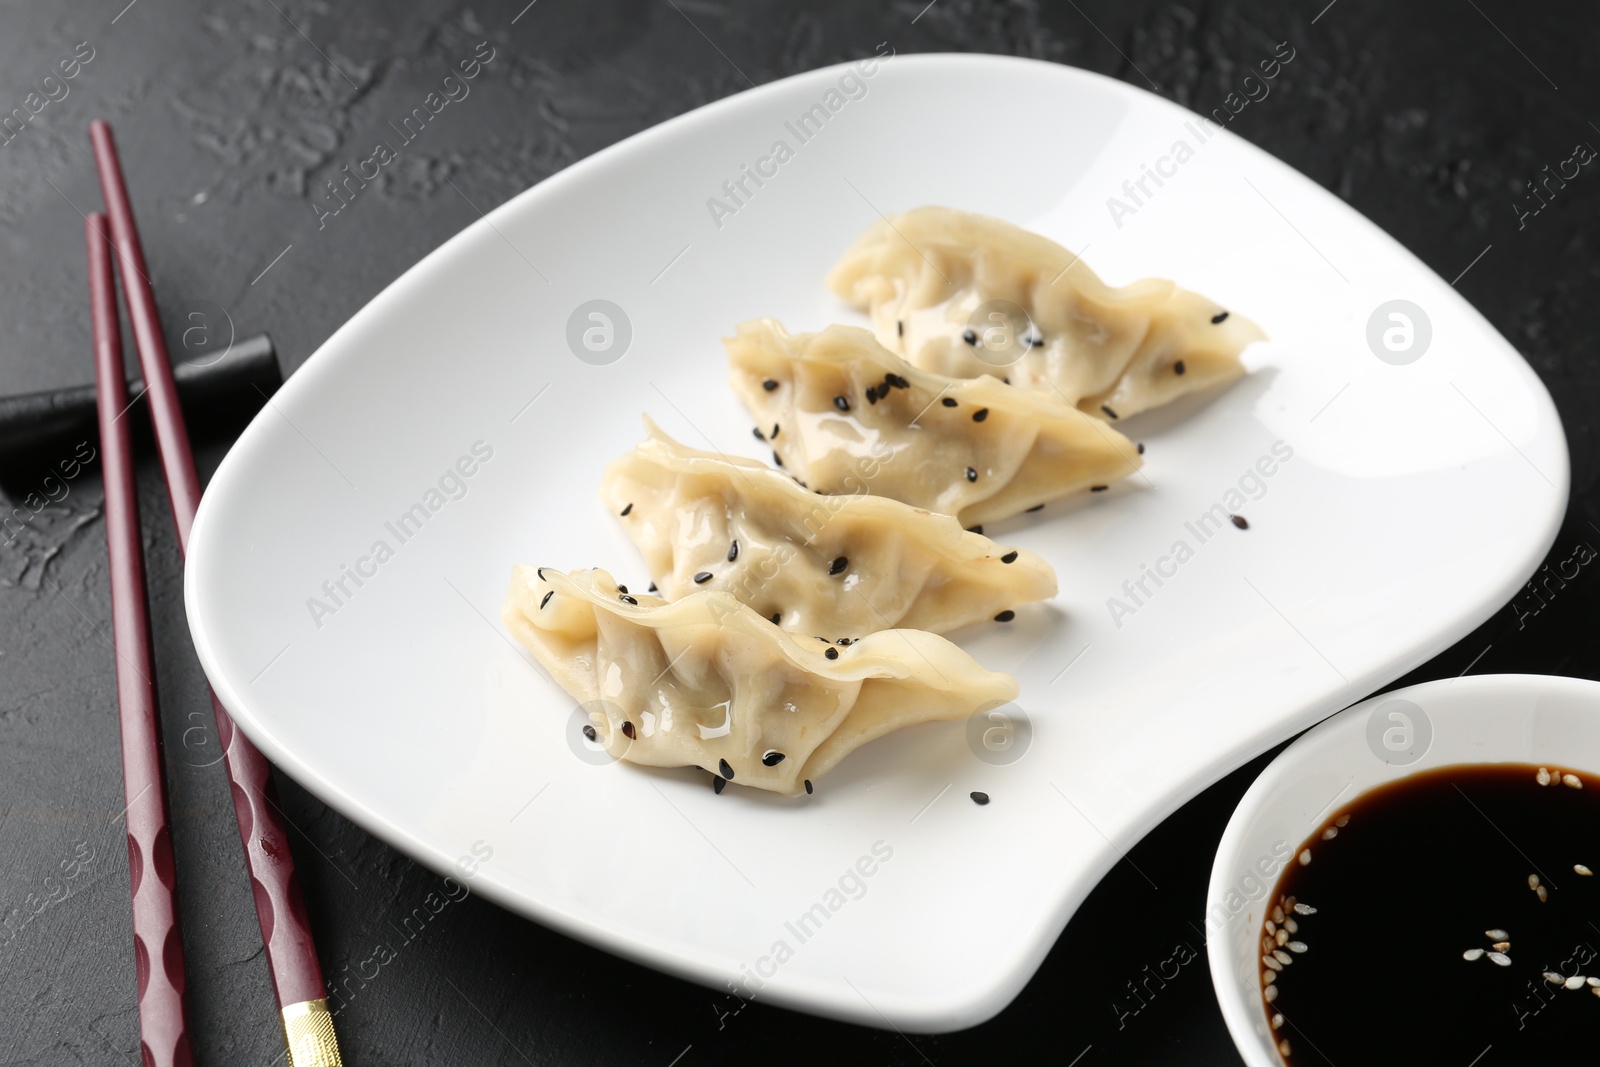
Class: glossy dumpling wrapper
825,205,1266,421
502,565,1018,794
725,318,1142,527
600,418,1056,638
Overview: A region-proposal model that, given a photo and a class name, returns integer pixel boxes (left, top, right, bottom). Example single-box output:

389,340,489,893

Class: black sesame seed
829,556,848,575
621,721,636,739
582,724,596,741
1090,485,1108,492
1136,442,1145,454
1000,551,1018,564
970,791,990,806
1211,310,1230,324
994,610,1015,623
897,320,904,337
619,594,638,605
1101,404,1118,419
770,612,781,624
763,378,779,391
962,329,977,346
762,751,786,766
941,397,958,408
1174,360,1186,376
890,374,910,389
965,466,978,483
834,395,851,412
771,424,779,439
836,638,851,646
713,776,726,794
539,590,553,610
648,581,658,592
537,567,546,580
1003,377,1010,385
620,502,633,516
972,408,989,422
617,584,628,593
866,386,879,404
967,525,983,535
728,541,739,562
816,636,829,643
719,758,734,780
804,779,814,794
694,571,713,584
772,451,784,468
752,426,766,442
1231,514,1250,530
824,647,839,660
1026,504,1044,513
1029,336,1045,347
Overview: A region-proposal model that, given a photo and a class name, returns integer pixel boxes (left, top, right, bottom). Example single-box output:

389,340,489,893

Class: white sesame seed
1537,767,1552,786
1493,941,1511,953
1299,849,1312,866
1271,1013,1285,1030
1576,864,1593,876
1537,885,1549,903
1528,874,1542,890
1279,1039,1292,1057
1593,986,1600,1000
1273,905,1285,923
1262,936,1275,953
1488,952,1512,966
1545,971,1566,985
1485,929,1508,940
1588,978,1600,987
1266,920,1277,935
1566,976,1587,990
1335,815,1350,827
1285,918,1299,934
1284,896,1297,913
1563,773,1583,789
1276,929,1290,946
1263,955,1283,972
1274,949,1294,966
1287,941,1308,954
1322,827,1338,840
1294,903,1317,916
1463,949,1485,961
1264,984,1279,1003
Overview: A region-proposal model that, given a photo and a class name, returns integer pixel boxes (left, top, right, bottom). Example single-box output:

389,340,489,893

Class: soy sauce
1260,764,1600,1064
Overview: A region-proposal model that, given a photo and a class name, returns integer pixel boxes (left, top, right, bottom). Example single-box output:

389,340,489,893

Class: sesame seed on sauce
1211,310,1230,324
805,779,814,794
762,751,786,766
1101,404,1119,419
772,451,784,468
769,612,781,624
829,556,849,575
836,638,852,646
1174,360,1186,376
1026,503,1044,513
648,582,658,592
965,466,978,482
962,329,978,346
763,378,779,391
972,408,989,422
539,590,553,610
1029,335,1045,347
967,525,983,535
1136,442,1145,454
582,724,597,741
1090,485,1108,492
713,776,726,794
888,373,910,389
1003,377,1010,384
816,636,829,642
897,320,904,337
941,397,958,408
1000,551,1018,564
970,791,990,806
825,647,839,660
994,610,1016,622
866,385,880,404
620,502,634,516
834,395,851,412
727,540,739,562
1231,514,1250,530
771,424,779,439
617,584,628,593
752,427,766,442
719,758,734,780
621,721,636,739
693,571,713,584
619,594,638,604
537,567,546,580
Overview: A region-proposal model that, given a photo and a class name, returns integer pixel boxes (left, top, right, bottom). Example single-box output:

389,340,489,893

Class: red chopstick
87,212,195,1067
89,120,345,1067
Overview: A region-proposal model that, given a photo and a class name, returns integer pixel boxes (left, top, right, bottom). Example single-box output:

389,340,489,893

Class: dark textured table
2,2,1596,1064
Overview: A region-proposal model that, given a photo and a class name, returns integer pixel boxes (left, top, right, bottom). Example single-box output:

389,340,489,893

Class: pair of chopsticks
85,121,344,1067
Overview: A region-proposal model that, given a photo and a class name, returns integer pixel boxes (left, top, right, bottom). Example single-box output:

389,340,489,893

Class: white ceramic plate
185,54,1568,1031
1207,674,1600,1065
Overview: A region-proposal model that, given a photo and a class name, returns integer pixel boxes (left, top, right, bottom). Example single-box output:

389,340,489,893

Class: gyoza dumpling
600,419,1056,638
726,318,1142,527
502,565,1017,794
826,205,1266,421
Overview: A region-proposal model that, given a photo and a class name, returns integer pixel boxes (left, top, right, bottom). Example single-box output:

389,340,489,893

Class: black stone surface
1,2,1596,1064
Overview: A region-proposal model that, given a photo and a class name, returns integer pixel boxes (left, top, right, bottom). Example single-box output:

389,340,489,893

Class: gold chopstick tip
282,998,344,1067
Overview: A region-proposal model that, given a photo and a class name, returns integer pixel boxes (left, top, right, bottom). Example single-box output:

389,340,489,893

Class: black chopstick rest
0,332,279,461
